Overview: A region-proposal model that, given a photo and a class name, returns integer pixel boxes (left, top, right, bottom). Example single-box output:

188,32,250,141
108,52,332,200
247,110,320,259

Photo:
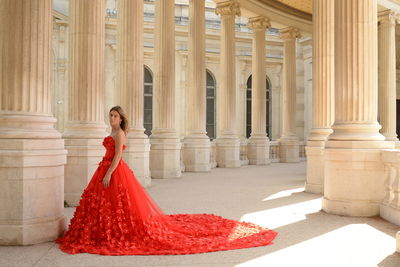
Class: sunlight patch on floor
236,224,396,267
240,198,322,229
228,224,264,241
262,187,305,201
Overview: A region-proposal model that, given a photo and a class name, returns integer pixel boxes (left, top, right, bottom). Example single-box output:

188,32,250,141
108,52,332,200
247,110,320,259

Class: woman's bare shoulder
114,129,126,143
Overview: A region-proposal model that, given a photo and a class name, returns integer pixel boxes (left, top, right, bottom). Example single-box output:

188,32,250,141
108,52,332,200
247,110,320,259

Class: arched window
144,66,153,136
246,75,271,138
206,70,216,139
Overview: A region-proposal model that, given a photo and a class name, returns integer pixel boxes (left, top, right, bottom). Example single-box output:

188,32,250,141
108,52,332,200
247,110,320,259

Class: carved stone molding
215,1,240,16
247,16,271,31
378,10,399,25
279,26,301,40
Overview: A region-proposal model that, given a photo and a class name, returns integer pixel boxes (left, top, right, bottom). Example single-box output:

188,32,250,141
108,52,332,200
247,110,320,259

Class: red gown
56,136,277,255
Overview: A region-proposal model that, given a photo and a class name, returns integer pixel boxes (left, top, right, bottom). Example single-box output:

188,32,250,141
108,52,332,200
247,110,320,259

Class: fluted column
378,10,399,142
328,1,383,141
323,0,393,217
117,0,151,186
247,16,271,165
279,27,301,163
0,0,67,245
150,0,182,178
305,0,335,194
182,0,211,172
215,0,241,168
63,0,108,206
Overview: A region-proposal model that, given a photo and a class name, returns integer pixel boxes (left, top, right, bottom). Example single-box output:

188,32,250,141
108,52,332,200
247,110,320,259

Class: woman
57,106,277,255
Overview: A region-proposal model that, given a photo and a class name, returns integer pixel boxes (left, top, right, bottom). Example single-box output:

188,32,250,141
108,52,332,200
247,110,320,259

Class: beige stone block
380,203,400,226
216,138,241,168
322,197,380,217
23,176,64,220
0,139,66,245
182,138,211,172
0,138,65,150
0,215,65,245
64,139,105,206
248,137,270,165
240,139,249,166
326,140,394,149
0,165,64,181
279,140,300,163
395,141,400,149
150,138,182,178
323,146,387,216
64,163,98,207
123,138,151,187
381,149,400,163
305,146,324,194
269,141,280,163
209,141,217,169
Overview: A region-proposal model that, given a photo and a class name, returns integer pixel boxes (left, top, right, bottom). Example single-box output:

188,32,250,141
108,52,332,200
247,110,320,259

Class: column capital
279,27,301,40
215,1,240,17
247,16,271,31
378,10,399,25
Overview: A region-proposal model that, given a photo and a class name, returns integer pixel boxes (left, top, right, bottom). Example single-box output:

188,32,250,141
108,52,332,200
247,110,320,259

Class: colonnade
0,0,299,245
2,0,396,246
305,0,399,217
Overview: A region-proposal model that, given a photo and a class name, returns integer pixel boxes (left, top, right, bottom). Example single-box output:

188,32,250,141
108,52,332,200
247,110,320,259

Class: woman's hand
102,172,112,188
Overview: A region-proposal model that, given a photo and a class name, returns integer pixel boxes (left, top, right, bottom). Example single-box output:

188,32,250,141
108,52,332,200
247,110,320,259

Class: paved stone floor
1,161,400,267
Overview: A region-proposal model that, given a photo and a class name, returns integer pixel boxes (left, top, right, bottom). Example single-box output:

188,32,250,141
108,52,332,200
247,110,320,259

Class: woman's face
109,110,122,128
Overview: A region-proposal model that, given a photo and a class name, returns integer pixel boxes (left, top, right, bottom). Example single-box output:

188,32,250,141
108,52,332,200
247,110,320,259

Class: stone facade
52,0,311,147
8,0,400,250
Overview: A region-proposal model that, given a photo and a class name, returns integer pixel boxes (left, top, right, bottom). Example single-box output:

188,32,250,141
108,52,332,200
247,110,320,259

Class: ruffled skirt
56,160,277,255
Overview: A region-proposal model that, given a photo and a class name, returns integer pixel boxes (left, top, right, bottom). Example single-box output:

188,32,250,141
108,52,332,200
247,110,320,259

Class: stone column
63,0,108,206
0,0,67,245
305,0,334,194
378,10,398,141
215,0,241,168
247,16,271,165
183,0,211,172
279,27,301,163
117,0,151,186
323,0,393,217
53,22,68,133
151,0,182,178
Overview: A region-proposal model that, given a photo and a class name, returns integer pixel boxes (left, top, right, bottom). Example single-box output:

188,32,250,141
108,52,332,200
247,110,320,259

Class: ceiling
272,0,400,15
275,0,312,14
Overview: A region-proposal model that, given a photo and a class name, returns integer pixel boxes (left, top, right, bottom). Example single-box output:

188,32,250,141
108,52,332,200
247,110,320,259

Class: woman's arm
102,131,125,187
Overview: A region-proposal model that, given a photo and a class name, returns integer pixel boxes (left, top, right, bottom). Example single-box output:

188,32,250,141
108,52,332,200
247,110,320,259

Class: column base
0,138,67,245
0,215,65,245
380,203,400,226
150,136,182,178
210,141,218,169
240,139,249,166
182,136,211,172
322,197,380,217
64,138,106,206
279,138,299,163
248,136,271,165
305,183,323,195
269,141,280,162
216,137,241,168
124,136,151,187
395,141,400,149
305,144,325,194
323,140,394,217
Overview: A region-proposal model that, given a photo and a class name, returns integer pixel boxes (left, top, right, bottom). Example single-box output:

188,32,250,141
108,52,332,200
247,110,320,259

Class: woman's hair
109,106,129,135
